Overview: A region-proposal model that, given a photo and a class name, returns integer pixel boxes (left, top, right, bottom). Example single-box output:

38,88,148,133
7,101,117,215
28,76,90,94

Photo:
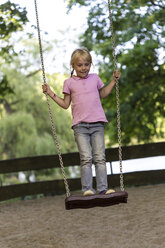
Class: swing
34,0,128,210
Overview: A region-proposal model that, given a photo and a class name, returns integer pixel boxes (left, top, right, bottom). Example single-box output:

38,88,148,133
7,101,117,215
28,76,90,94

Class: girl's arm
99,70,120,99
42,83,71,109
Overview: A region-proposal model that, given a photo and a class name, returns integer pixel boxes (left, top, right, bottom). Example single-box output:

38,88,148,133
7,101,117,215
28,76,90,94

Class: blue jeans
73,122,108,193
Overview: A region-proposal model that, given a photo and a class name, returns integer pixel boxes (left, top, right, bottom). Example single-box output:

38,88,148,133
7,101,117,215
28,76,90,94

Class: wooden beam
105,142,165,161
0,152,80,174
0,142,164,174
0,170,165,202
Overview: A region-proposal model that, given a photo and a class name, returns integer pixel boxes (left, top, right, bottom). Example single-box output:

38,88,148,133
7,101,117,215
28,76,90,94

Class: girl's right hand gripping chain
42,83,51,96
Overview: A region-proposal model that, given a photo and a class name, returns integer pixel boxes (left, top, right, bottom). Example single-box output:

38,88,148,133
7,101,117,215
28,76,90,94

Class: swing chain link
34,0,70,198
107,0,124,192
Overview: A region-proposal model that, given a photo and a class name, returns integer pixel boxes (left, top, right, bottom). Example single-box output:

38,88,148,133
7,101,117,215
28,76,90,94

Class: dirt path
0,184,164,248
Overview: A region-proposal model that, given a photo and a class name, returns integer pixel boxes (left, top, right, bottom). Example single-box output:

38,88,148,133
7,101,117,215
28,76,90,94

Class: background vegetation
68,0,165,145
0,1,77,161
0,1,77,185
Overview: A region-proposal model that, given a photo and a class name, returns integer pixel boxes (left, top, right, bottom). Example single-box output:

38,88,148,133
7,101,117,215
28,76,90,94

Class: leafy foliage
0,1,29,102
0,35,77,160
0,75,14,101
0,1,28,61
0,1,77,160
67,0,165,145
0,1,78,186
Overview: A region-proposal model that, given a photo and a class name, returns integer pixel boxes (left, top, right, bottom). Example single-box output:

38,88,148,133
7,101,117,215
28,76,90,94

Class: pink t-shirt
63,73,108,127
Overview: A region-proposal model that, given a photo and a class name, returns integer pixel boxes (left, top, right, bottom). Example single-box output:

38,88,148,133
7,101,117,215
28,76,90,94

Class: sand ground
0,184,165,248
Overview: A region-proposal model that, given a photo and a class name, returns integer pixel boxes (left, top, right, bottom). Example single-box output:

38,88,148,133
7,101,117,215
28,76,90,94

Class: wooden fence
0,142,165,201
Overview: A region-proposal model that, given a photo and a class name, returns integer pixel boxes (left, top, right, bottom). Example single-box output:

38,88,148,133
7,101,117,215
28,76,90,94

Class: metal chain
107,0,124,191
34,0,70,197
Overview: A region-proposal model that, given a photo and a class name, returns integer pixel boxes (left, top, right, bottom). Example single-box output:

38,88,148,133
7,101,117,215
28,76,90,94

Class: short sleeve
96,74,104,90
63,79,71,95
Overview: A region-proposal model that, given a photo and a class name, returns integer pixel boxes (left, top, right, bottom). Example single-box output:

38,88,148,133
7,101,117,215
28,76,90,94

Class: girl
42,48,120,196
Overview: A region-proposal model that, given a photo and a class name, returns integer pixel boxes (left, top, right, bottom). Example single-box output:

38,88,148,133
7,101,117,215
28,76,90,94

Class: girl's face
73,57,91,78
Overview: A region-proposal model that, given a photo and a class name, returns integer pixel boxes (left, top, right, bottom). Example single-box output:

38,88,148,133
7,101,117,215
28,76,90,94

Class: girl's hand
42,83,52,95
113,70,120,81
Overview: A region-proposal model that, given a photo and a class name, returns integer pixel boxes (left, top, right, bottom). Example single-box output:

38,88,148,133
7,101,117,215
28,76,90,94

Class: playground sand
0,184,164,248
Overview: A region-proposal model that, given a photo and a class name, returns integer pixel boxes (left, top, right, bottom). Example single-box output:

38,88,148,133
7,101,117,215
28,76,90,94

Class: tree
0,1,28,100
67,0,165,145
0,1,77,159
0,1,28,60
0,37,77,160
0,50,77,184
0,1,78,186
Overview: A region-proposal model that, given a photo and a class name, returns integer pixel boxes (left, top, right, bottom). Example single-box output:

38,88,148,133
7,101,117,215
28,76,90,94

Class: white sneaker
105,189,115,194
83,190,95,196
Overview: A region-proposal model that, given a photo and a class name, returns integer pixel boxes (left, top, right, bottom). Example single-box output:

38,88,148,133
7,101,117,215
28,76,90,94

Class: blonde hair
70,48,92,76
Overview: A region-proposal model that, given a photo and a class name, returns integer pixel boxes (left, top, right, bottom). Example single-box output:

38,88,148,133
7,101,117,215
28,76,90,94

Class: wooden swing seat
65,191,128,210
